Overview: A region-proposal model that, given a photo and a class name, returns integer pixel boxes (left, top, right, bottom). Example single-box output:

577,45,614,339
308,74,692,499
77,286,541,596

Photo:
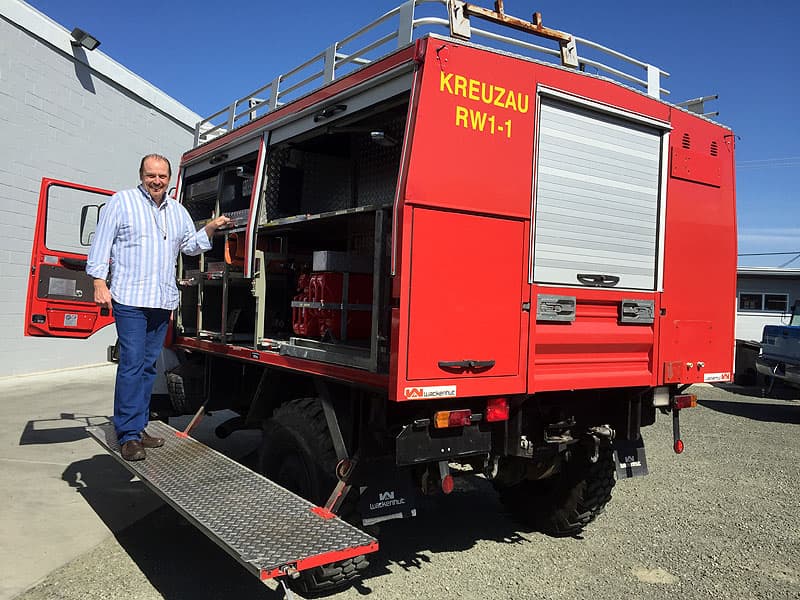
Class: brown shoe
141,431,164,448
121,439,146,461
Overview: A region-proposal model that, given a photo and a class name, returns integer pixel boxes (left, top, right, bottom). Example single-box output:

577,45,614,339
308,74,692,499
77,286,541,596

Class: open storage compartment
176,93,408,373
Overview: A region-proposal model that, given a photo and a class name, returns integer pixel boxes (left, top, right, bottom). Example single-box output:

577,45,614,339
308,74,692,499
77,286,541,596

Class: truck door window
790,302,800,326
46,185,108,254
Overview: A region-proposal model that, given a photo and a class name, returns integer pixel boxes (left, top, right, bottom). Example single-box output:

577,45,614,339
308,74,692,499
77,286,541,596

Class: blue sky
26,0,799,266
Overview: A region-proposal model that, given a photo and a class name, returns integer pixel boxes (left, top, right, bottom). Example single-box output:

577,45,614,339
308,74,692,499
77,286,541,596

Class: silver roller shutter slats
532,97,662,290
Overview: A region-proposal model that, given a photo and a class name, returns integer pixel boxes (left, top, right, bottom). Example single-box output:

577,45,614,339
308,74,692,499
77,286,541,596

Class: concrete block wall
0,8,199,377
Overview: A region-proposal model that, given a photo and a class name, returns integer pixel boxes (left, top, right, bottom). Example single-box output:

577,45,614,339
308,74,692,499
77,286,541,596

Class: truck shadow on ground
698,398,800,425
354,478,531,592
19,412,107,445
61,454,284,599
710,381,800,401
60,455,533,599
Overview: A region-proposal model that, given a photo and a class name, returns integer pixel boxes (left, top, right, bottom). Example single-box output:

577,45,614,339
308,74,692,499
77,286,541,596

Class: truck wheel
496,443,615,537
259,398,368,595
165,362,205,415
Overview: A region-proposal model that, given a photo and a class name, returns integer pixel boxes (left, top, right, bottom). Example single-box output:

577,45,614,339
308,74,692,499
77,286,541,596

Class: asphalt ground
3,367,799,600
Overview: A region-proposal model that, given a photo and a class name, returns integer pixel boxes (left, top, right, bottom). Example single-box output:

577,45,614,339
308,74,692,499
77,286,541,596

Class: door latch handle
61,257,87,270
438,359,495,371
577,273,620,287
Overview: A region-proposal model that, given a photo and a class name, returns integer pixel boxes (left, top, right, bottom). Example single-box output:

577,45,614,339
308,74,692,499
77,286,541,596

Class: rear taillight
673,394,697,409
433,409,472,428
485,397,509,422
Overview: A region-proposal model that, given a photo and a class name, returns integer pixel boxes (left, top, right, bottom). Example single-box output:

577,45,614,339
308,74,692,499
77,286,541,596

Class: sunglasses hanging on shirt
152,205,167,240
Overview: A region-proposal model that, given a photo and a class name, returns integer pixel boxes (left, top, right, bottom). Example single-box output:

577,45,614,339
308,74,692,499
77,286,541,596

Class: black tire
165,362,205,415
259,398,367,596
496,443,616,537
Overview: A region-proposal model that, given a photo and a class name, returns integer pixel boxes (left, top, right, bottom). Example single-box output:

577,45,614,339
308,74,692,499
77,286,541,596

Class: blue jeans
112,301,171,445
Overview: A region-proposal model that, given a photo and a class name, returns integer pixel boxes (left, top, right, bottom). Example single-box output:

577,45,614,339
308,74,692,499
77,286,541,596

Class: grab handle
576,273,620,287
438,359,495,371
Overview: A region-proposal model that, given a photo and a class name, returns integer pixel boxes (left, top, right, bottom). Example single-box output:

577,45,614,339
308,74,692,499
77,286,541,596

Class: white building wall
0,2,200,376
735,273,800,342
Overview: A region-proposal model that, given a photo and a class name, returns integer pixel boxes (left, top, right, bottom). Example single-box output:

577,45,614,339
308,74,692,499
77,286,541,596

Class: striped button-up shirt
86,185,211,309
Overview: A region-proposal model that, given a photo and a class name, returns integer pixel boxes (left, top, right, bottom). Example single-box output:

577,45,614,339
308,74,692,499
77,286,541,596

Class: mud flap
358,468,418,526
613,437,648,479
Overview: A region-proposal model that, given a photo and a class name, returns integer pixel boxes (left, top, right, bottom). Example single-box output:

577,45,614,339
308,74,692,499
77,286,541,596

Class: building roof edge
1,0,201,130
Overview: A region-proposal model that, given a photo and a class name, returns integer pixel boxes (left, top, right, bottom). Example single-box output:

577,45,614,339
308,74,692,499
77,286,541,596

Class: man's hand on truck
204,214,232,238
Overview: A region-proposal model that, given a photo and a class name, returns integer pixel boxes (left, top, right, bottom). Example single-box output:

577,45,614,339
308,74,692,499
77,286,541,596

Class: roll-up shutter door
532,97,663,290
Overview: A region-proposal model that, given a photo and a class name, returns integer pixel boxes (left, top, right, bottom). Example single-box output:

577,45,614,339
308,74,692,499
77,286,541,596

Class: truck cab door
25,178,115,338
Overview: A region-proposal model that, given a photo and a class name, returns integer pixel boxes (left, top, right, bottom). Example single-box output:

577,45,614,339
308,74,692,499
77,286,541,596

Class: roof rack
193,0,670,147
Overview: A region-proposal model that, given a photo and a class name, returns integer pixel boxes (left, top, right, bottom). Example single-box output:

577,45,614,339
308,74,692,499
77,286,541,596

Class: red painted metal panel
670,145,722,187
391,205,529,401
405,208,526,381
657,111,736,384
404,43,535,218
528,286,657,392
25,178,116,338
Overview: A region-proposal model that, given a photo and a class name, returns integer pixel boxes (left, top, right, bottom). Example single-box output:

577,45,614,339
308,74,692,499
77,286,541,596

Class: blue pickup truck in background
755,301,800,388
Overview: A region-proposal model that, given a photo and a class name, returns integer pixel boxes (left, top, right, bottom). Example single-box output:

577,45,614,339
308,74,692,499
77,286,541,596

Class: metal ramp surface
86,421,378,582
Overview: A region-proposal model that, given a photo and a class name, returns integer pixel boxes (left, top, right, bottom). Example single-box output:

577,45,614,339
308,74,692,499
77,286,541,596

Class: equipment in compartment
292,251,373,342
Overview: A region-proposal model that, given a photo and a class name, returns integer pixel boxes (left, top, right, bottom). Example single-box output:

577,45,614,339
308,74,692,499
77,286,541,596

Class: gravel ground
16,383,800,600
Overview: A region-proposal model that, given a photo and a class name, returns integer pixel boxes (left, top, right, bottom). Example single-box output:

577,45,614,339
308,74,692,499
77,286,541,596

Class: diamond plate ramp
86,420,378,581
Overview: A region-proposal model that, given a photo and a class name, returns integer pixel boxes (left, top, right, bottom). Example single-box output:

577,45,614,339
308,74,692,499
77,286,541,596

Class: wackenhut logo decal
403,385,457,399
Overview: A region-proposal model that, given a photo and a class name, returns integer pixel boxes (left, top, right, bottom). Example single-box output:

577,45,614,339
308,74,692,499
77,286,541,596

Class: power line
737,157,800,169
778,254,800,268
738,156,800,164
738,251,800,256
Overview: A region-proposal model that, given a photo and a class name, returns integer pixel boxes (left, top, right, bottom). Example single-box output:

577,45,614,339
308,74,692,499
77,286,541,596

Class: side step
86,420,378,582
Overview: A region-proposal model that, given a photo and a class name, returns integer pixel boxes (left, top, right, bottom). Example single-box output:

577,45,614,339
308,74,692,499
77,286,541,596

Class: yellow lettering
454,75,467,97
469,109,487,131
480,82,493,105
455,105,469,128
505,91,517,112
517,93,529,114
468,79,480,101
493,86,506,108
440,72,453,94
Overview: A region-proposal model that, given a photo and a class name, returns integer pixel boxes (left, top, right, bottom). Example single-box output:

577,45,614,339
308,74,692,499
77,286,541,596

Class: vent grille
681,132,691,149
710,140,719,156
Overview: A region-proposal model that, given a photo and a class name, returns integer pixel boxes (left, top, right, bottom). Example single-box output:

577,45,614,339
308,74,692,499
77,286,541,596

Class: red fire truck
25,1,736,595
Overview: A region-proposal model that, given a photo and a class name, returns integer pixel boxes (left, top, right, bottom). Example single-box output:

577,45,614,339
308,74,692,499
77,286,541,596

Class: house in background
735,267,800,342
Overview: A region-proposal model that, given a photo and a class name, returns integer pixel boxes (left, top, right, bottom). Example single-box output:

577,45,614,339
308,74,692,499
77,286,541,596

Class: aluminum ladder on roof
86,420,378,586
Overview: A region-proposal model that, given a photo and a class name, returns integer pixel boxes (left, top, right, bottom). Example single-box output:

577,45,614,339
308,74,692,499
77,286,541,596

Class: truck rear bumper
755,357,800,385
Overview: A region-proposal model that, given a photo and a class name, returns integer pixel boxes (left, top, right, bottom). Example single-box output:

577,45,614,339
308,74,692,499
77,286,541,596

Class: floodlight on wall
70,27,100,51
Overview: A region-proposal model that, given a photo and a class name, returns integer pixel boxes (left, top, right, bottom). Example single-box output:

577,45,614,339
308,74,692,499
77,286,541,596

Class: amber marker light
673,394,697,409
433,409,472,428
